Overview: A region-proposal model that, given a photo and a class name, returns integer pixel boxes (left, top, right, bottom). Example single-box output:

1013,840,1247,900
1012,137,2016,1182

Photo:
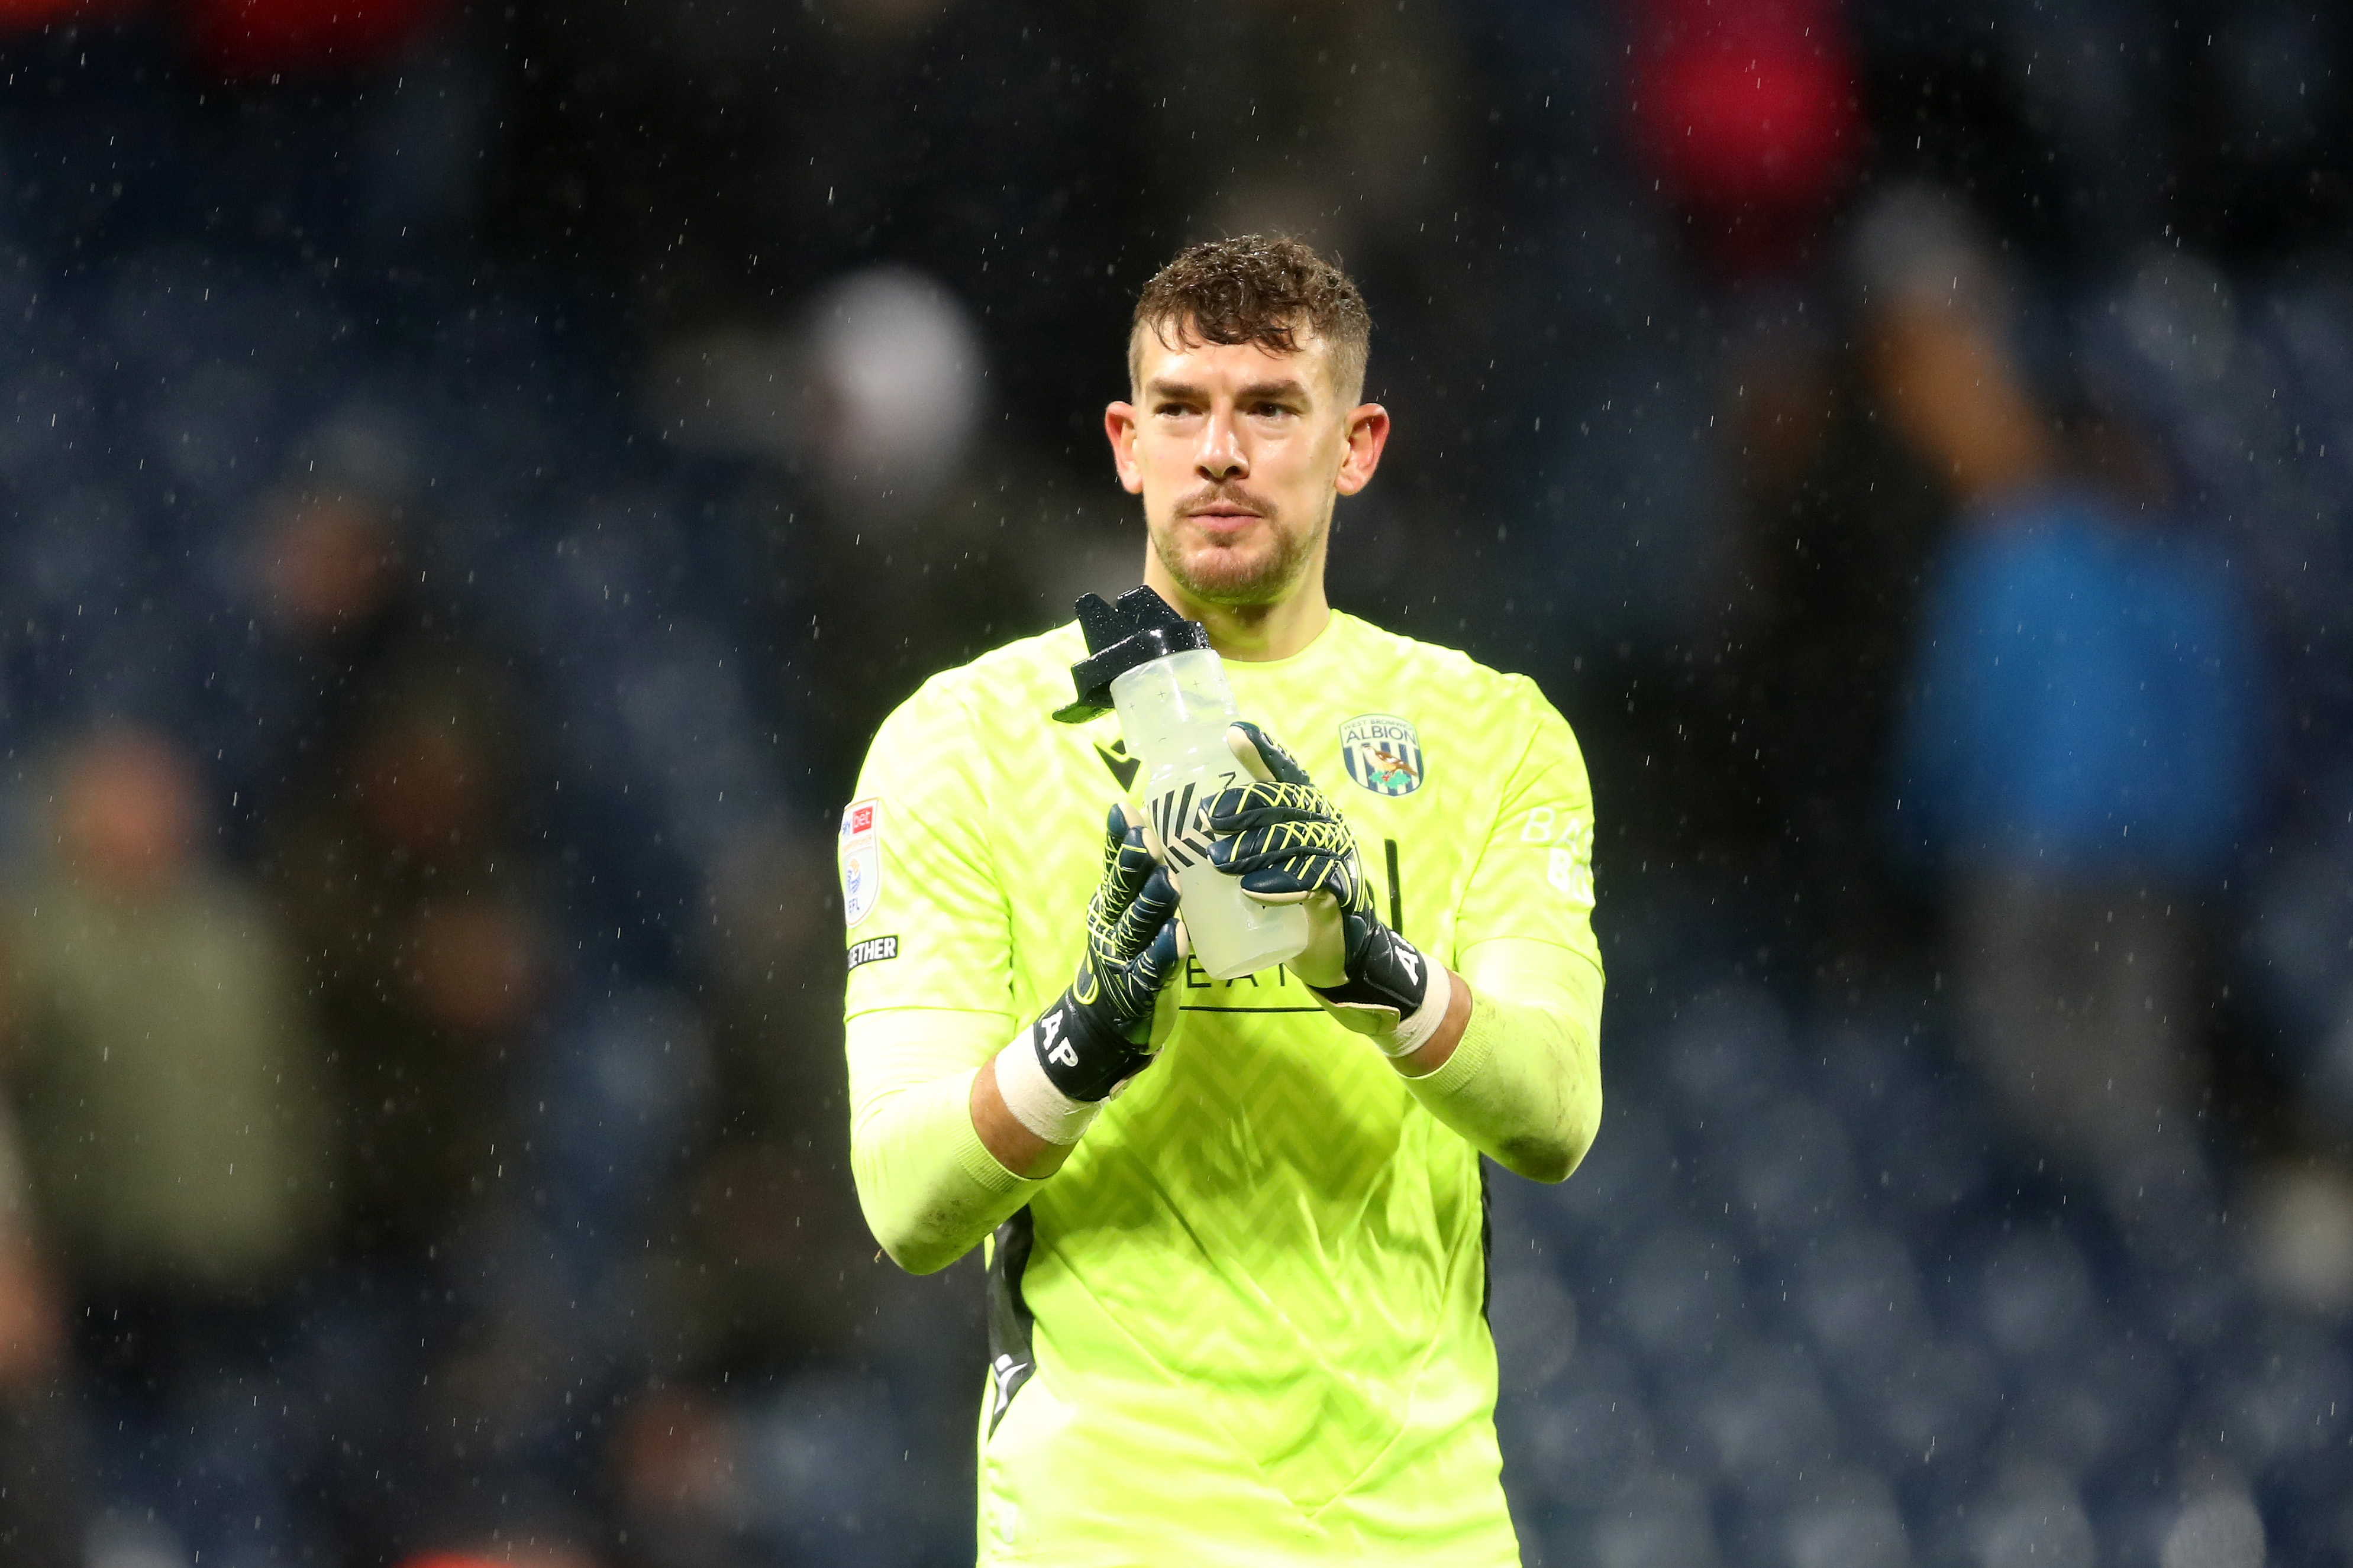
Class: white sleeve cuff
1373,968,1452,1059
993,1030,1103,1146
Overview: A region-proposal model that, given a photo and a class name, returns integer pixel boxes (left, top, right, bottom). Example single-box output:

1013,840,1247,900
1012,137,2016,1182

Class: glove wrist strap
993,1028,1102,1147
1031,987,1145,1100
1371,960,1451,1059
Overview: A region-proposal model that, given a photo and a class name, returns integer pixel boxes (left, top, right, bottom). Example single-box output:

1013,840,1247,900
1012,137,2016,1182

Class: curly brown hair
1129,235,1373,403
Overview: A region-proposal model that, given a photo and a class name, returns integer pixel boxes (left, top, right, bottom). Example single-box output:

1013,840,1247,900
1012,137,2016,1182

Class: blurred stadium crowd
0,1,2351,1565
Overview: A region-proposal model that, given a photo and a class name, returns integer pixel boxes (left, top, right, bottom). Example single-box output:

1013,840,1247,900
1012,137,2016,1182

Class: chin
1170,547,1293,606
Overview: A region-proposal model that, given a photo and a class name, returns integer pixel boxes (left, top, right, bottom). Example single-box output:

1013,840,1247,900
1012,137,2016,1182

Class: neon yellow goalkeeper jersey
841,609,1602,1567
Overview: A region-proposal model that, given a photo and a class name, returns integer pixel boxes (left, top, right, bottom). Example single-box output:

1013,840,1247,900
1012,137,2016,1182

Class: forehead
1129,323,1338,399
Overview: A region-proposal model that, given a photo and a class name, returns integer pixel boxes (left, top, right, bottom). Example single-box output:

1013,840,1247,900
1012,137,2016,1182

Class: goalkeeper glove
1204,722,1449,1056
993,803,1184,1144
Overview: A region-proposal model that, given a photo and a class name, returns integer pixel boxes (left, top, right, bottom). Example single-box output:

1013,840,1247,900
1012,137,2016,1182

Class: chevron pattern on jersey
845,611,1602,1565
1041,1015,1483,1509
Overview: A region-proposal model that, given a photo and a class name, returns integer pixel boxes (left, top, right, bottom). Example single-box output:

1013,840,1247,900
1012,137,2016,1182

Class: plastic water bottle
1055,589,1309,981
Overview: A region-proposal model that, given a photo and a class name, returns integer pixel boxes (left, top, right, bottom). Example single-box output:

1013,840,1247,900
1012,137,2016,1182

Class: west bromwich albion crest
1339,713,1425,797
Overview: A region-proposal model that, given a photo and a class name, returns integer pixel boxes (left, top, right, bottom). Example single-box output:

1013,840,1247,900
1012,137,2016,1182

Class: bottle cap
1052,586,1211,723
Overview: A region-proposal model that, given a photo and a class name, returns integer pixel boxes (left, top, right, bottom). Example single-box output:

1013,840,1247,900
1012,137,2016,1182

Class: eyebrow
1144,377,1313,405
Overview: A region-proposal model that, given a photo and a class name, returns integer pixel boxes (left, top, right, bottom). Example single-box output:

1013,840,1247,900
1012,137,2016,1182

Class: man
1861,189,2257,1239
842,236,1603,1564
1,727,333,1567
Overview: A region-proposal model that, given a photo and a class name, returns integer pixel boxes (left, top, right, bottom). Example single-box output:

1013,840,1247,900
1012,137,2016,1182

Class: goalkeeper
841,235,1603,1566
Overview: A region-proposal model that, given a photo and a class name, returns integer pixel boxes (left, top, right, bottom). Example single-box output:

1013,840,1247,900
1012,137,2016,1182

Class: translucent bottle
1055,589,1309,980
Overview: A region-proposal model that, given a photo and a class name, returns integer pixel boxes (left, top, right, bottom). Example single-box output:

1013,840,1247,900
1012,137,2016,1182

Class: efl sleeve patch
846,934,900,971
840,797,883,928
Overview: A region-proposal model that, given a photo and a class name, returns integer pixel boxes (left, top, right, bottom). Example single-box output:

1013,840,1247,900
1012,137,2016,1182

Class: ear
1105,401,1145,495
1334,403,1390,496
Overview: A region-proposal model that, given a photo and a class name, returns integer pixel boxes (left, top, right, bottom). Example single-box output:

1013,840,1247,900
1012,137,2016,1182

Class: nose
1195,405,1248,483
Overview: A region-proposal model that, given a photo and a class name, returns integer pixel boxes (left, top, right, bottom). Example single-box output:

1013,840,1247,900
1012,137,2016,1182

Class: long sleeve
847,1008,1043,1273
1402,936,1603,1182
839,678,1040,1273
1406,677,1606,1182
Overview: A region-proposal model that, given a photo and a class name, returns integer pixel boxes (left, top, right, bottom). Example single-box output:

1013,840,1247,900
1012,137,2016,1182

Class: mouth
1182,505,1263,536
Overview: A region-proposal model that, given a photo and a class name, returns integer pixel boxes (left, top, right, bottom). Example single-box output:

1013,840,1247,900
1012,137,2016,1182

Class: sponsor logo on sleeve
1339,713,1425,797
1519,805,1596,909
840,797,882,927
846,934,899,971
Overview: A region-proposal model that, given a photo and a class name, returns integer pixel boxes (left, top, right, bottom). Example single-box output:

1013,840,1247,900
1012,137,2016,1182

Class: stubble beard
1150,490,1324,608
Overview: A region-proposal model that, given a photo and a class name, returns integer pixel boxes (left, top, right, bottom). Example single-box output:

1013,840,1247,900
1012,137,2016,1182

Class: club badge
1339,713,1425,797
840,797,882,927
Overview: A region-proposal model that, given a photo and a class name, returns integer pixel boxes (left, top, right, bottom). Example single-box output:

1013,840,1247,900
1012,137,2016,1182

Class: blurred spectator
261,481,405,643
188,0,454,78
264,618,540,1262
0,726,333,1566
1703,306,1948,988
259,576,583,1550
656,266,1131,805
252,480,418,806
0,0,451,77
1867,190,2267,1228
800,266,985,527
253,477,541,1254
1626,0,1861,279
2246,1164,2353,1319
611,823,983,1566
609,1385,739,1568
396,1547,599,1568
0,1104,81,1568
646,825,867,1379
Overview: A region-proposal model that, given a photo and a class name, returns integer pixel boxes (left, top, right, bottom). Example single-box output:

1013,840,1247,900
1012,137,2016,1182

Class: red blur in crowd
1625,0,1861,273
0,0,448,75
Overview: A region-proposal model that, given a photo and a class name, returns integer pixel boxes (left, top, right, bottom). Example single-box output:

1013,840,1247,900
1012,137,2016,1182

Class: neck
1142,558,1332,662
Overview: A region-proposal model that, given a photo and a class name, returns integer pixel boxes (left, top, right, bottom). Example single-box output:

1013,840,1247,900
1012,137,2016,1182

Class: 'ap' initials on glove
992,803,1185,1145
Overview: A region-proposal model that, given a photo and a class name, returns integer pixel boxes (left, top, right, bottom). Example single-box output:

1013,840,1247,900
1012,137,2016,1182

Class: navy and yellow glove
1204,723,1448,1054
1010,803,1184,1118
